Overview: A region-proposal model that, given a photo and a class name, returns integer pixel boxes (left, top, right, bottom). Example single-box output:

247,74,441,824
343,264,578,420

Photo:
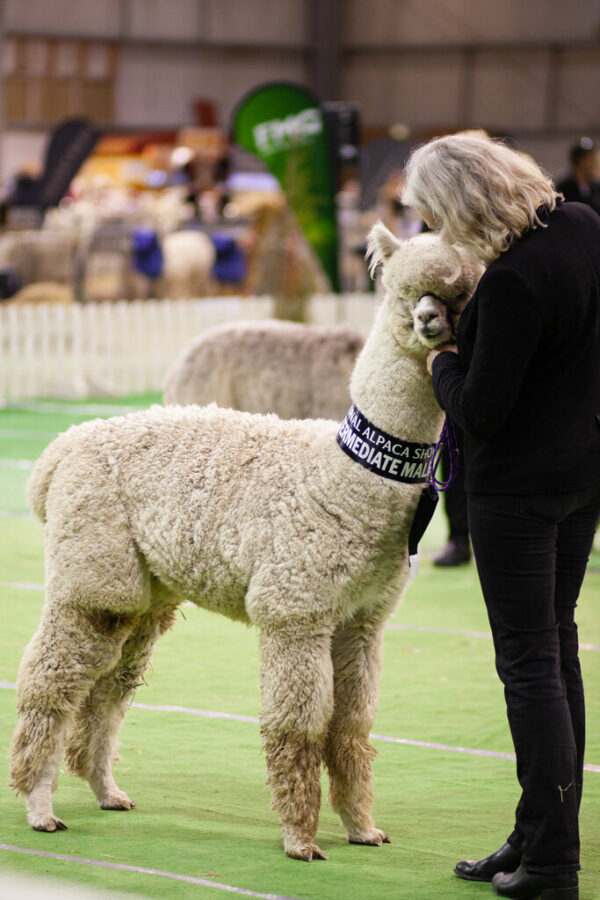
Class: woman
402,132,600,900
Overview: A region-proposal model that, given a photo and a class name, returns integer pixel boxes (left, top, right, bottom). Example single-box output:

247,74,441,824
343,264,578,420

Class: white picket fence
0,294,378,402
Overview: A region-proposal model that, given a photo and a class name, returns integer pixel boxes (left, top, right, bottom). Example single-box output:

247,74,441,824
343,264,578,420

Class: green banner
232,81,340,292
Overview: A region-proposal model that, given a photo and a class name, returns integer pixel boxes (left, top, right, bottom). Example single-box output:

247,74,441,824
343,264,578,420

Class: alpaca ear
366,221,401,276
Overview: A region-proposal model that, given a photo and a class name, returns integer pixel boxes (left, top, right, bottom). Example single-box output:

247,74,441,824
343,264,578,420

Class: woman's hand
427,344,458,375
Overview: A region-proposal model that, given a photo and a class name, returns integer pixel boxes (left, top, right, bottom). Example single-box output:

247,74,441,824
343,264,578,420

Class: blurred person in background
403,131,600,900
556,137,600,216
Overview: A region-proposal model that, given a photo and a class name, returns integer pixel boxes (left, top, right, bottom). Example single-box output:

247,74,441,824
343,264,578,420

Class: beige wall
1,0,599,181
342,0,598,44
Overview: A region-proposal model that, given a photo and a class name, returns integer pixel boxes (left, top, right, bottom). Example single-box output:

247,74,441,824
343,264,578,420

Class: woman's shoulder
534,200,600,249
552,198,600,227
477,255,533,296
556,197,599,216
477,201,600,313
483,203,593,273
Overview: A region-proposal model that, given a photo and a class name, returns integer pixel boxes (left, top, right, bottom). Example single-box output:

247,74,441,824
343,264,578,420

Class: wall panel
116,49,217,127
204,0,308,45
554,50,600,130
343,54,463,129
342,0,600,45
468,51,550,132
116,46,306,128
129,0,200,42
4,0,121,36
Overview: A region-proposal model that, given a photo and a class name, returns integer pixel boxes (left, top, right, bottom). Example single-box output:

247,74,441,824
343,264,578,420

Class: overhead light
389,123,411,141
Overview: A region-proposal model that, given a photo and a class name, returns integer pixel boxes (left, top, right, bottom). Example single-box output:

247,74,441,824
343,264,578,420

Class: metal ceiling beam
343,38,600,56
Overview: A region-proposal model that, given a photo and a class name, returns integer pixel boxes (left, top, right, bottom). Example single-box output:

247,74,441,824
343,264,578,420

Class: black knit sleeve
432,266,542,440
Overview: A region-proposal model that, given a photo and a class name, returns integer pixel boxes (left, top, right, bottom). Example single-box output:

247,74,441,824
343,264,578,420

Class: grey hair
401,132,561,264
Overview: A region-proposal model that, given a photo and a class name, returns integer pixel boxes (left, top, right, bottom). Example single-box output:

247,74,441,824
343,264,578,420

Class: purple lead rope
428,417,459,492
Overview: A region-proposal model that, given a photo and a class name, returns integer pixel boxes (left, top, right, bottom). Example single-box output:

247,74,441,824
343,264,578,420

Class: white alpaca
164,320,365,420
10,226,482,860
159,230,216,298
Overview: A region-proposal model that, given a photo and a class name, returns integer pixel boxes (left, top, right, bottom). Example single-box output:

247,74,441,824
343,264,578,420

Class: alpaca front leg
324,619,390,846
259,627,334,861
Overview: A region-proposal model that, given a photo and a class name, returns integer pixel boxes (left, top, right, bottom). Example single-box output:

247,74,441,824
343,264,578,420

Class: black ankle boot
454,841,522,882
433,535,471,566
492,864,579,899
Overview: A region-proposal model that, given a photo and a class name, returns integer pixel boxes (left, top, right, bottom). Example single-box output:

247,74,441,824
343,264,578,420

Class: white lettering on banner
336,404,436,484
253,109,324,155
348,407,362,430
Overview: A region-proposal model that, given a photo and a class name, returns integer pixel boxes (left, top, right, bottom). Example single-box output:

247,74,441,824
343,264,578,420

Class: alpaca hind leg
259,627,333,861
10,604,136,831
324,620,390,846
23,748,67,832
65,597,177,810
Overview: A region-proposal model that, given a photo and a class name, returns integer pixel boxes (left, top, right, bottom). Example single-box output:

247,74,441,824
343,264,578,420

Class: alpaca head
366,223,483,357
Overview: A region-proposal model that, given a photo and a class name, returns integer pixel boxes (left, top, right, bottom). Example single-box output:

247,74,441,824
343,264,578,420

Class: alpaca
8,282,75,305
159,229,216,298
163,320,365,420
10,226,482,860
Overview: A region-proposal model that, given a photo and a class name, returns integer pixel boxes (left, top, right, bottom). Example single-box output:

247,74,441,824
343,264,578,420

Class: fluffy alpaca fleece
160,229,216,298
163,320,365,420
11,225,482,860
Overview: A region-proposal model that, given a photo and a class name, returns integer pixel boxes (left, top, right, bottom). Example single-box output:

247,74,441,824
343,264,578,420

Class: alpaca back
163,320,364,420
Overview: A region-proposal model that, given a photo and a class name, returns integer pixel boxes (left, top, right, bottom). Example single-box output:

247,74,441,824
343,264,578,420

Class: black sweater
432,201,600,494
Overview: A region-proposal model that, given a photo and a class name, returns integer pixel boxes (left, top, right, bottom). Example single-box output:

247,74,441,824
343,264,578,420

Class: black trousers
468,485,600,875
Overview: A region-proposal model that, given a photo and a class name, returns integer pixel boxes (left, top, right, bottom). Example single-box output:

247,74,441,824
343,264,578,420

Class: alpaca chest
333,524,411,623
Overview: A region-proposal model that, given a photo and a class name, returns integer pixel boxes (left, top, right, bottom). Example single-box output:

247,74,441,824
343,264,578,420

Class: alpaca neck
348,302,444,444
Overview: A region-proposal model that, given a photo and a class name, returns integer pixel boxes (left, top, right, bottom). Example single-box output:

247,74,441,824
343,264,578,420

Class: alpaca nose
415,297,442,324
414,295,450,341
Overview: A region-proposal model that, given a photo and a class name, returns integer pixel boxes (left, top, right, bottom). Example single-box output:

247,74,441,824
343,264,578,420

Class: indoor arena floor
1,395,599,900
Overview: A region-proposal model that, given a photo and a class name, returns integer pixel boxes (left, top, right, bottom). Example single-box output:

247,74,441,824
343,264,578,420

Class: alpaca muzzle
413,293,454,347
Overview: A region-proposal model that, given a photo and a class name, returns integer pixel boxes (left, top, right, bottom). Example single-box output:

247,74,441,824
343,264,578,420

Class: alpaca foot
99,789,136,810
29,812,68,832
25,774,66,832
348,826,390,846
285,841,328,862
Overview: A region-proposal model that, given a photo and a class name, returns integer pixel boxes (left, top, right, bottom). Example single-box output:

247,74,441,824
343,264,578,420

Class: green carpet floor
1,396,598,900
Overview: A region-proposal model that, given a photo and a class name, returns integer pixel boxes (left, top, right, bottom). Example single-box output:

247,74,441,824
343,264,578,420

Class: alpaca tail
26,420,99,524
